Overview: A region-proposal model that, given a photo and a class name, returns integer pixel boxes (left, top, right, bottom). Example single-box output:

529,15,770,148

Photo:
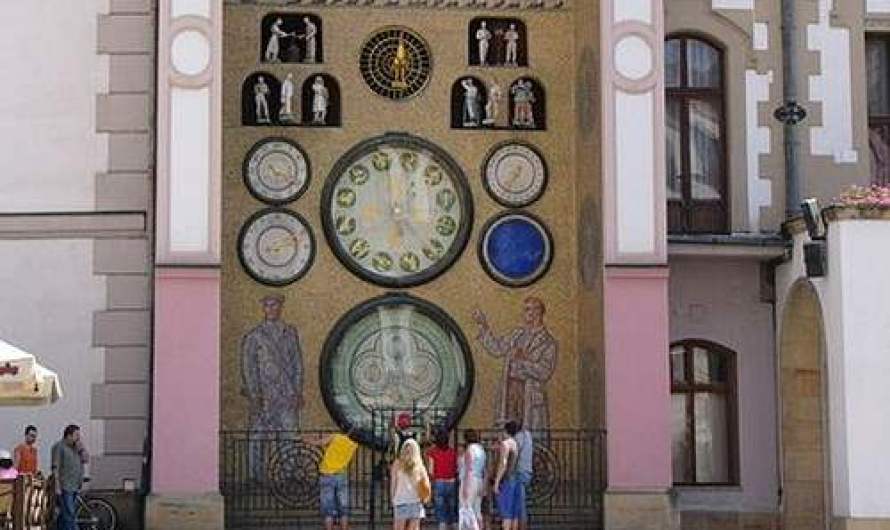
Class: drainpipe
776,0,807,218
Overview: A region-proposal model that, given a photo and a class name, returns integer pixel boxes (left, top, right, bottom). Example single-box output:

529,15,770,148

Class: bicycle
53,478,118,530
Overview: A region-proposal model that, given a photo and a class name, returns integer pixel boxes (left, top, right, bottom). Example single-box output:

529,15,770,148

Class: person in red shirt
13,425,38,476
426,429,458,530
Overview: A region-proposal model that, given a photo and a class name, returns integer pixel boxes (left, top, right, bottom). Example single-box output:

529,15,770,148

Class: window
665,36,728,234
867,35,890,185
670,340,738,485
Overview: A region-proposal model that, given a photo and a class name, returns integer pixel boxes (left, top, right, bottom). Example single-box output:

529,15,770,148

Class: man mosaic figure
504,23,520,66
265,18,292,62
254,76,271,124
280,73,296,122
462,78,481,127
483,80,502,126
51,424,89,530
511,79,536,128
476,21,492,65
312,76,330,125
241,294,304,480
305,428,360,530
473,296,557,432
301,17,318,63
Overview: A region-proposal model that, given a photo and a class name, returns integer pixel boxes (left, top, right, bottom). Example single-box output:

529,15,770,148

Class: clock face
321,293,474,449
243,138,310,205
483,142,547,207
480,211,553,287
322,134,473,288
238,208,315,286
360,27,432,100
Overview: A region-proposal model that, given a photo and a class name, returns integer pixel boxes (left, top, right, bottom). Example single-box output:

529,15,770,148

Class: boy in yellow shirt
305,428,359,530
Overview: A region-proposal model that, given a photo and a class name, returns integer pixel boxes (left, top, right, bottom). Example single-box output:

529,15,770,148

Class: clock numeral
349,165,370,185
400,252,421,273
371,152,391,171
436,216,457,237
336,216,357,236
436,189,456,212
422,239,445,261
424,165,443,186
400,151,419,172
349,238,371,259
337,188,357,208
372,252,394,272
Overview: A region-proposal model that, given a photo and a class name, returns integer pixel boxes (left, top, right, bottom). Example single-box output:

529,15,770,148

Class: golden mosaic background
221,5,602,431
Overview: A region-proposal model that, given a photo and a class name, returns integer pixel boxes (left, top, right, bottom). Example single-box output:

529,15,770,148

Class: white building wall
0,1,108,212
0,241,107,470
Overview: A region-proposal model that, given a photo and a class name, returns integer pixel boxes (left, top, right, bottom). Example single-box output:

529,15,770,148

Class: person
51,425,89,530
426,430,458,530
241,294,304,482
458,429,486,530
0,451,18,480
264,18,291,62
476,21,492,65
301,16,318,63
483,81,502,126
511,421,534,530
305,428,359,530
391,438,431,530
14,425,39,476
462,78,481,127
280,73,295,121
254,76,271,124
311,76,330,125
390,412,419,461
473,297,557,432
504,23,520,66
493,423,522,530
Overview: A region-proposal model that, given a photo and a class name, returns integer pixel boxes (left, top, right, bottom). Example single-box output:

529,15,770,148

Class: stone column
601,0,676,528
148,0,223,528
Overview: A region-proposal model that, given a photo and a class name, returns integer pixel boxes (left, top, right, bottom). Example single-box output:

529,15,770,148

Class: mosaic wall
221,3,600,437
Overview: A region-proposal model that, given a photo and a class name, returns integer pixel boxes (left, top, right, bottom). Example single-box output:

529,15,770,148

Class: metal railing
220,428,605,529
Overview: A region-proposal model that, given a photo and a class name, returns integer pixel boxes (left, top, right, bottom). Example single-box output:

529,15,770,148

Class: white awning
0,339,61,406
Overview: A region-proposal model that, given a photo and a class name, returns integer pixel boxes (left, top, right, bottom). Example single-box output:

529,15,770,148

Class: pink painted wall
152,268,220,493
604,267,672,489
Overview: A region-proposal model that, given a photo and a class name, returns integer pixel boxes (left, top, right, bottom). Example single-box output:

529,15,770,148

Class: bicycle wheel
75,497,118,530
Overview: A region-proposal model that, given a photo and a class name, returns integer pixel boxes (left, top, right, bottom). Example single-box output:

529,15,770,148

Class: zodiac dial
238,208,316,286
243,138,310,205
359,27,432,100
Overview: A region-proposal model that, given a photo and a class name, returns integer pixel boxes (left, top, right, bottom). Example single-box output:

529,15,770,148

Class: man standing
473,297,557,432
254,76,271,124
13,425,38,476
493,422,522,530
306,429,359,530
241,294,304,481
302,16,318,63
504,23,520,66
476,21,492,65
311,76,330,125
513,421,534,530
51,425,89,530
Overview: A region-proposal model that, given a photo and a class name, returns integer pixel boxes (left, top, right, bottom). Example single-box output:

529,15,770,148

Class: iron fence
220,428,605,529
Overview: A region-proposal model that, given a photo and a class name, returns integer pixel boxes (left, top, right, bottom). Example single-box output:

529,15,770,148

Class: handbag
416,475,432,504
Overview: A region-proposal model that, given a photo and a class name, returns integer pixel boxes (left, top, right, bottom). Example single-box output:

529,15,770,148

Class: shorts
320,473,349,518
517,471,532,520
433,480,458,524
394,502,426,520
496,477,524,520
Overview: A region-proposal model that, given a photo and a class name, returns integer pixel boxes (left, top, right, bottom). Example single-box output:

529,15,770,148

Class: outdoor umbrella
0,339,61,406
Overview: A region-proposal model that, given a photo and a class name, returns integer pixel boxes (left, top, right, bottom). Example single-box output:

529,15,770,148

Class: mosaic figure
483,80,502,126
242,294,304,478
476,21,492,65
265,18,293,63
462,78,481,127
511,79,536,128
280,73,296,123
300,16,318,63
504,23,520,66
472,297,556,431
311,76,330,124
254,76,271,124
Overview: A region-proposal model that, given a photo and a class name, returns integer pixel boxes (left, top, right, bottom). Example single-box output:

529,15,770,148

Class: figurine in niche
392,39,410,89
504,23,520,66
311,76,329,125
264,18,295,63
483,80,503,126
279,73,297,124
299,16,318,63
476,21,492,65
254,76,272,124
462,78,482,127
511,79,536,128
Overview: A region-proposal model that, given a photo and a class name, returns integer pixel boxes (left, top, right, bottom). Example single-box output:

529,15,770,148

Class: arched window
670,339,738,485
665,36,728,234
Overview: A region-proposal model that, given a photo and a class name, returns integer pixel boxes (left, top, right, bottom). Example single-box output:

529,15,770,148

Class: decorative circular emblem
359,27,432,100
321,133,473,288
268,440,322,508
243,138,310,205
527,443,559,505
238,208,316,286
321,294,474,448
483,142,547,207
480,211,553,287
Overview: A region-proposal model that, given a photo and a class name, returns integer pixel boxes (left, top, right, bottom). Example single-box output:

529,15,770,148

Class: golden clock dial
322,134,473,287
359,27,432,100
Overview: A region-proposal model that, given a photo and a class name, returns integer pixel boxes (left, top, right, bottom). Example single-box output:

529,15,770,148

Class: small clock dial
238,208,315,286
243,138,310,205
483,142,547,207
359,27,432,100
322,134,473,287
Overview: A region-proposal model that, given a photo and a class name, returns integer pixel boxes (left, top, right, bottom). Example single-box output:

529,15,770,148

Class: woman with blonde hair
390,438,431,530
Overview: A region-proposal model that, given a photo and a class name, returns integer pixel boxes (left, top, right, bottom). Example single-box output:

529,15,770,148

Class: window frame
665,34,730,234
670,339,739,487
866,33,890,185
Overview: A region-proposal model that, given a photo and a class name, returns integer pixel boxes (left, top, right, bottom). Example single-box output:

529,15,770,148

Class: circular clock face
483,142,547,207
322,134,473,288
360,27,432,100
321,293,474,448
480,211,553,287
243,138,310,205
238,208,316,286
